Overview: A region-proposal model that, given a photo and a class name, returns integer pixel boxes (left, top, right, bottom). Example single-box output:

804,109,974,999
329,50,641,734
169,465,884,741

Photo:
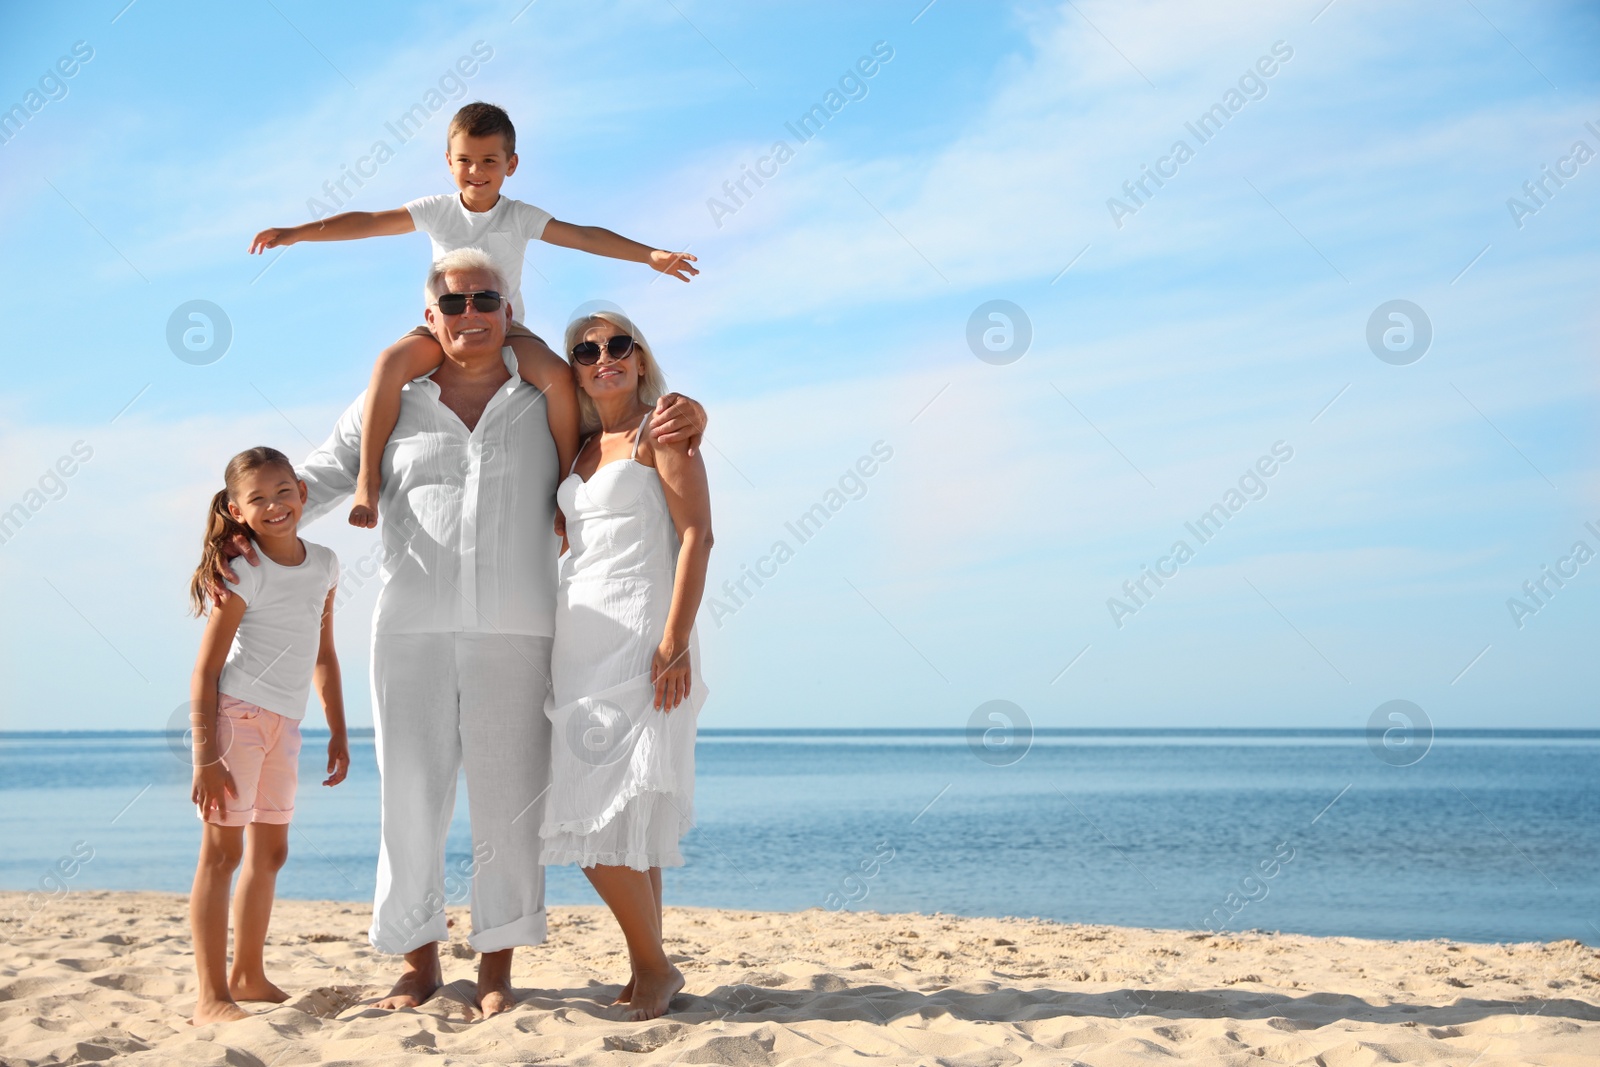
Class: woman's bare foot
375,946,442,1010
228,974,289,1003
612,974,636,1005
627,964,684,1021
191,997,252,1025
476,948,517,1018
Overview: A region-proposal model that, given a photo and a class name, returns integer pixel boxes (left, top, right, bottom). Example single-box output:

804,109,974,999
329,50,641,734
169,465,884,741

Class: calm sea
2,730,1595,945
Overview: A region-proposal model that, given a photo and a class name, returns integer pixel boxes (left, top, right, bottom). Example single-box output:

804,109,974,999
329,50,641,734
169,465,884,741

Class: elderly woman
541,309,712,1020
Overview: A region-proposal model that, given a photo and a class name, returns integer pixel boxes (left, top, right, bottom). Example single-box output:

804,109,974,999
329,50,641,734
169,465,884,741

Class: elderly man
230,247,704,1016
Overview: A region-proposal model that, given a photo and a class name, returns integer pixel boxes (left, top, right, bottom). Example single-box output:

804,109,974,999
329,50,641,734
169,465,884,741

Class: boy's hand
650,393,707,456
249,227,298,254
649,250,699,282
324,735,350,787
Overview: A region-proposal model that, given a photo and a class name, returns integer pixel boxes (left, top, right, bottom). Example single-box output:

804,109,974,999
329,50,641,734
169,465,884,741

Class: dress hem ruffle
538,848,685,871
539,778,692,839
540,786,694,871
541,671,705,838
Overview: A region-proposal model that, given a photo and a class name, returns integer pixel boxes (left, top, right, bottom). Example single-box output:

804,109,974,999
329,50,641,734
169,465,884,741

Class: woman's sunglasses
434,290,503,315
570,334,637,366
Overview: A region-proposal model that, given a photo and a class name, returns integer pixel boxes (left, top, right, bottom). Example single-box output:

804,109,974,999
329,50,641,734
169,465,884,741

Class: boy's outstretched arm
541,219,698,281
250,208,415,253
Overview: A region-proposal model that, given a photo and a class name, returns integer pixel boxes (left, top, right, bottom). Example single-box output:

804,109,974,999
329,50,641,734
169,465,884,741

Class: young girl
185,447,349,1025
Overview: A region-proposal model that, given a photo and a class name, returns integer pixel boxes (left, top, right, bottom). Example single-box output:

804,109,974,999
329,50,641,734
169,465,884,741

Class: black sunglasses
434,290,503,315
570,334,637,366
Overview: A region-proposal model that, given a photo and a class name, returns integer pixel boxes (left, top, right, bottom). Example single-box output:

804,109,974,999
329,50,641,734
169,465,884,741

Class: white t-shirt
405,193,553,321
218,539,339,721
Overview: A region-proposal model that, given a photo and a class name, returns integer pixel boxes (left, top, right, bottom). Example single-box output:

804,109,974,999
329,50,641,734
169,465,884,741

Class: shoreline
10,888,1591,953
3,891,1597,1066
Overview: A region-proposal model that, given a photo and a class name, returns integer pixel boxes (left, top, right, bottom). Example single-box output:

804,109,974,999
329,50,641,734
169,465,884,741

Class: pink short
198,696,301,827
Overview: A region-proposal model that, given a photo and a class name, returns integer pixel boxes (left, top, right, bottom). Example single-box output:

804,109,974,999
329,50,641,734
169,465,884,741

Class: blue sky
0,0,1596,731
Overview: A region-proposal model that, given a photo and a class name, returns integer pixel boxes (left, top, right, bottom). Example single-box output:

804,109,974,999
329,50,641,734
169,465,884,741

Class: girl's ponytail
187,446,294,616
189,488,253,616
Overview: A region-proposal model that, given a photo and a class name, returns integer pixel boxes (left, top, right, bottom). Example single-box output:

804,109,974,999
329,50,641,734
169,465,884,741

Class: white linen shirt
298,349,559,637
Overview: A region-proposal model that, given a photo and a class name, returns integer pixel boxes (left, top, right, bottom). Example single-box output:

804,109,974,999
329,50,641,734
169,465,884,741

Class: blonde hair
563,310,666,435
188,446,296,616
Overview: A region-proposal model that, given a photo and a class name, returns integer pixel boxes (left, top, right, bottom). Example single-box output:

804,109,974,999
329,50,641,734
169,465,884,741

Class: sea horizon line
4,727,1597,740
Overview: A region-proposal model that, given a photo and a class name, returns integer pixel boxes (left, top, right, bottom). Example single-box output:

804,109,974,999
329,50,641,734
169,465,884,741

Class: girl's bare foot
191,997,252,1025
627,963,684,1021
612,973,636,1005
229,975,289,1003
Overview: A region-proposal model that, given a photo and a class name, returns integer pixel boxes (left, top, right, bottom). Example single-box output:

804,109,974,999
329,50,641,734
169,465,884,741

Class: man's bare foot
611,974,636,1005
476,947,517,1019
477,977,517,1018
627,964,684,1021
376,969,440,1010
375,947,442,1010
191,997,252,1025
228,974,289,1003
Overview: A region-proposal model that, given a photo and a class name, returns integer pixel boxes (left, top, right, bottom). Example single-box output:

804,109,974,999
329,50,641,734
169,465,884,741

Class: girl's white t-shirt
218,539,339,721
404,193,553,321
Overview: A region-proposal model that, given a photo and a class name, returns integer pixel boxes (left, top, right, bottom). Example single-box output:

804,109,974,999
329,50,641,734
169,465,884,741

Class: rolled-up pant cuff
369,913,450,956
469,909,548,953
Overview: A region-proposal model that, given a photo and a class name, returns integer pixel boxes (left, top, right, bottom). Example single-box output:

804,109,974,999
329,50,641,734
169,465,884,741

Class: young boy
249,102,698,527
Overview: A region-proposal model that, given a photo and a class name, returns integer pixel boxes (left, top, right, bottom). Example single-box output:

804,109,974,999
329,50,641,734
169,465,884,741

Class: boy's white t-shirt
405,193,553,321
218,539,339,721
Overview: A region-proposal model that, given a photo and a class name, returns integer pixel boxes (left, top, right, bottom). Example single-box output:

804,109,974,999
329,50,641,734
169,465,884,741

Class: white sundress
541,413,707,871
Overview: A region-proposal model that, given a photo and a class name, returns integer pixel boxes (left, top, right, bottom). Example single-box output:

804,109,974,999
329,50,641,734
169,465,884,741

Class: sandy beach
1,890,1597,1066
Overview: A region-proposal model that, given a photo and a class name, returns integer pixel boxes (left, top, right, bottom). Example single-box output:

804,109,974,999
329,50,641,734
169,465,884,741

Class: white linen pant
369,631,553,955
